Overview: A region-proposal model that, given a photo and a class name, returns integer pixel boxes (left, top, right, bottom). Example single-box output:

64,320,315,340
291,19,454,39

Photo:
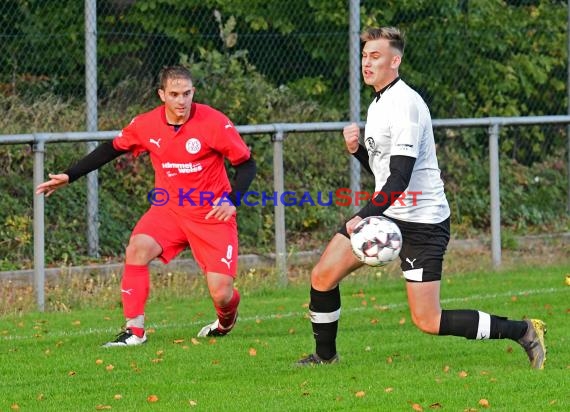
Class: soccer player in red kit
36,66,256,346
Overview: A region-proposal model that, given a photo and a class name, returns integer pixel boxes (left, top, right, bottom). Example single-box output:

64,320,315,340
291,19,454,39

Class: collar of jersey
374,76,400,102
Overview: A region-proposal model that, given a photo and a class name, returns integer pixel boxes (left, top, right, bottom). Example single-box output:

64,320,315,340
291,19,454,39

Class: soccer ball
350,216,402,266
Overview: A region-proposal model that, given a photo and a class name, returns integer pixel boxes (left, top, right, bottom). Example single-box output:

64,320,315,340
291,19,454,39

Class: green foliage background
0,0,568,269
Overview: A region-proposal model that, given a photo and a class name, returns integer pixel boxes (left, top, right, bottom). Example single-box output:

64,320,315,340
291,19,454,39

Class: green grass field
0,264,568,411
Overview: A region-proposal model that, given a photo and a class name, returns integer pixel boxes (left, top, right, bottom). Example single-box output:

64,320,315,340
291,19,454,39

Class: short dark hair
157,65,193,90
360,27,405,56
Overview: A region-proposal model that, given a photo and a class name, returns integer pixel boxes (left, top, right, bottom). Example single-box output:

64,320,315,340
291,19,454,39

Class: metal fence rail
1,115,570,311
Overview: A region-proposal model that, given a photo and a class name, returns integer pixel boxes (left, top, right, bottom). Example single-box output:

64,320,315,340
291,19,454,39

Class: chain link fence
0,0,568,269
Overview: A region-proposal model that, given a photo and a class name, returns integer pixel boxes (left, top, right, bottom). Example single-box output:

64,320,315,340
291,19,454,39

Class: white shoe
102,329,147,347
197,313,238,337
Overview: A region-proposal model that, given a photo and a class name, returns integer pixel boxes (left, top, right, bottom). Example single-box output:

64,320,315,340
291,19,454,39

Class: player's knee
310,264,336,291
209,287,233,306
410,312,439,335
125,235,161,264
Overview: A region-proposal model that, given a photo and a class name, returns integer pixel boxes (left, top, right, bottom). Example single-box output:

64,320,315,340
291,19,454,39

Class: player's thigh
131,207,188,264
182,217,238,277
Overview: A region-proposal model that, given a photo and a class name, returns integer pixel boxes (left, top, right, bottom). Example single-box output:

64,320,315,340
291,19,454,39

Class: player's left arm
206,114,257,221
228,156,257,205
206,155,256,221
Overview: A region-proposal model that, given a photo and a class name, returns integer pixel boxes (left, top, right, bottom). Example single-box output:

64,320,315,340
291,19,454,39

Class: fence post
348,0,361,213
85,0,99,257
567,0,570,214
32,135,46,312
272,128,287,285
488,122,501,268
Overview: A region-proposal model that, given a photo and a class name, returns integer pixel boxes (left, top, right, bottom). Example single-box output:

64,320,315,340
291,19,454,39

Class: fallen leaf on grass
355,391,365,398
10,404,19,410
289,328,296,334
95,359,103,365
68,371,76,376
384,387,394,393
191,338,200,345
189,400,198,406
411,403,423,411
114,394,122,400
478,399,490,408
458,371,468,378
429,403,442,409
249,348,257,356
399,318,406,325
147,395,159,403
95,406,111,410
443,365,450,373
173,339,184,344
106,364,114,371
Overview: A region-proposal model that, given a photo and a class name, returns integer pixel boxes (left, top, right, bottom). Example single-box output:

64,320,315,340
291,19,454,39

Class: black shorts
338,216,450,282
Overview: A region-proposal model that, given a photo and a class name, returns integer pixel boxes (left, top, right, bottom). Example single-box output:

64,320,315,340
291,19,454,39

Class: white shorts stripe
403,268,423,282
476,311,491,339
309,308,341,324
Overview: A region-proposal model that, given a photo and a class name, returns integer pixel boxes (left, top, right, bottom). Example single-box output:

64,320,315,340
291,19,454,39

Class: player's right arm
343,122,373,175
36,114,146,197
35,141,126,196
342,122,360,153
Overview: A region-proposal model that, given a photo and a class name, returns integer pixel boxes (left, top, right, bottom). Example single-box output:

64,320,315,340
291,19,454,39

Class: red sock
128,326,145,338
121,264,150,319
215,288,240,329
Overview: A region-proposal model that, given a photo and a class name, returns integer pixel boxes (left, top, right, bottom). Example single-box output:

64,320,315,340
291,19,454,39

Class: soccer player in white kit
296,27,546,369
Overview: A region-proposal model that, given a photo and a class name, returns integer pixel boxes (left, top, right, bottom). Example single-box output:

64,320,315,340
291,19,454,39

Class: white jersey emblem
185,138,201,154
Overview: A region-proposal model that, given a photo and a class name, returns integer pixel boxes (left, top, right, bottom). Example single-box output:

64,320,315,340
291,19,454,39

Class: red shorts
132,206,238,277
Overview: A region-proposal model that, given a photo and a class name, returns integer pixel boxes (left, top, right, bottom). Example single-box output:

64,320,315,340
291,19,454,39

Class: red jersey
113,103,251,218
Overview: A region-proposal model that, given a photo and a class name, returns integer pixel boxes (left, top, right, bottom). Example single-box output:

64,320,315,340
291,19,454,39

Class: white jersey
363,79,450,224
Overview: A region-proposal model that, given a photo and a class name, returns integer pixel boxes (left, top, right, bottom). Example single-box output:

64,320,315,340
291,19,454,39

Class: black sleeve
64,141,126,183
351,144,373,175
227,156,257,206
356,155,416,218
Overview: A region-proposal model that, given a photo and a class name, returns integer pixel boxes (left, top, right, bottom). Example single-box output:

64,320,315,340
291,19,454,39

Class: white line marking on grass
0,286,563,341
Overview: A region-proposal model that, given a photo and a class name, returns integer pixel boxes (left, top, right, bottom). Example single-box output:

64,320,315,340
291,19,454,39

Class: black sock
439,309,480,339
490,315,528,340
309,286,340,360
439,310,528,340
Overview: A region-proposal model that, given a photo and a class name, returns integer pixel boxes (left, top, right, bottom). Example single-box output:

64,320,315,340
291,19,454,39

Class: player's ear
390,54,401,69
157,88,166,102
